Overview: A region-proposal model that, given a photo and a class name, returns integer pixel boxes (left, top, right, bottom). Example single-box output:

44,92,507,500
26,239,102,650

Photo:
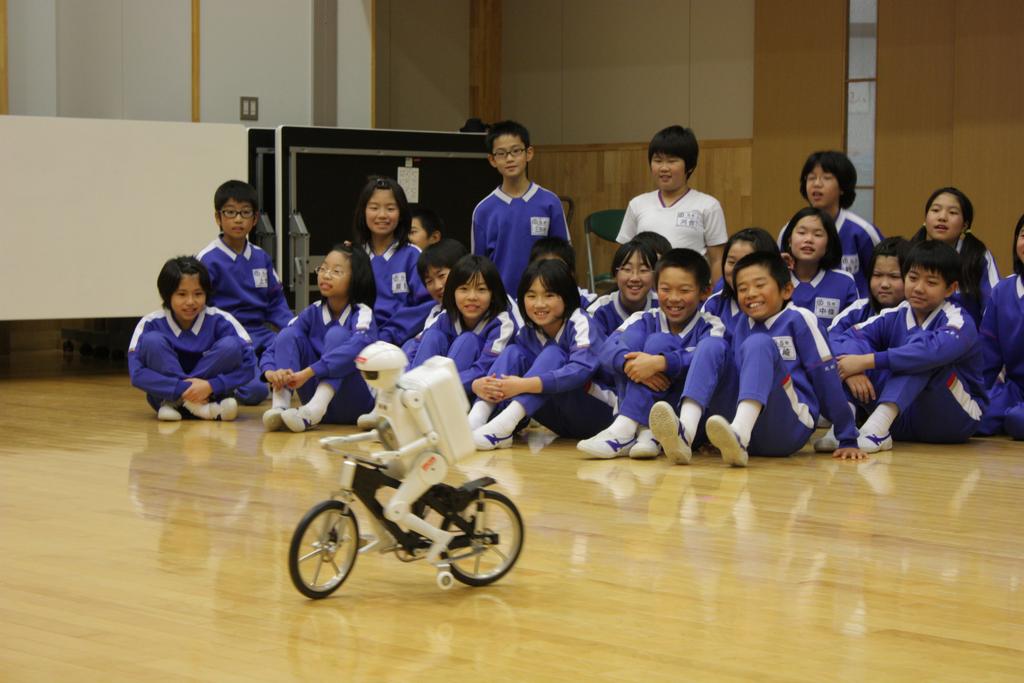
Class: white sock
861,402,898,437
303,383,336,424
481,401,527,436
468,400,495,430
636,427,655,443
272,387,292,411
680,399,703,439
183,400,220,420
607,414,639,440
730,399,763,447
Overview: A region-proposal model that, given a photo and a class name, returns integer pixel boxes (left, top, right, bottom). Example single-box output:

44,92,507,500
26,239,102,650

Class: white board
0,116,246,320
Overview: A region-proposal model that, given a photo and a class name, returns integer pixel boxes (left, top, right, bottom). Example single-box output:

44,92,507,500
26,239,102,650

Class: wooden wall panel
0,0,8,116
752,0,847,230
530,139,753,283
875,0,954,238
469,0,501,122
950,0,1024,274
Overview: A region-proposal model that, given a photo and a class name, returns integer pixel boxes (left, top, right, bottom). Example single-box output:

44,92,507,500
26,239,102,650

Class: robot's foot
356,410,379,430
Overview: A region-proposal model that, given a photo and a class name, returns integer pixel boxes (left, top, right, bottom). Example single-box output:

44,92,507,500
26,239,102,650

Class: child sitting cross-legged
577,248,724,459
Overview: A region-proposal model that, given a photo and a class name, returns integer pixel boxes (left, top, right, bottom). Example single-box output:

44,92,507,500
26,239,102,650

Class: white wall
0,117,247,320
200,0,313,126
337,0,373,127
7,0,58,116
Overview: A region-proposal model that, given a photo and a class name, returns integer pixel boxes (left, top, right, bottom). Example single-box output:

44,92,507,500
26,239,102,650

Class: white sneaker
262,407,285,431
577,429,636,459
157,401,182,421
282,406,318,433
857,432,893,454
813,427,839,453
706,415,749,467
648,401,692,465
217,398,238,422
472,426,514,451
629,428,660,459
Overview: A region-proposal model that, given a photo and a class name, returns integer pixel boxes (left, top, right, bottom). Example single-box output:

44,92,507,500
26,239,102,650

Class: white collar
534,318,567,345
214,237,252,262
1017,275,1024,299
613,290,655,321
905,301,941,330
749,303,789,330
165,307,206,336
320,301,352,326
494,182,538,204
657,308,699,338
364,241,399,261
792,269,826,288
454,314,489,335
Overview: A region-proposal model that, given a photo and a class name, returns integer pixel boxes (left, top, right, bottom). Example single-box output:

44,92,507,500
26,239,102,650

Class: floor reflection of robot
288,342,525,596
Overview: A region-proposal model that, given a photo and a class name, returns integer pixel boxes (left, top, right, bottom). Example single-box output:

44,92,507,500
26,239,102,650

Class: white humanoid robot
320,341,475,566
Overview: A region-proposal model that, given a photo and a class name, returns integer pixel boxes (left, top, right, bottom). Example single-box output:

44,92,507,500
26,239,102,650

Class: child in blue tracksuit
529,237,597,309
909,187,999,326
977,215,1024,439
129,256,255,421
577,249,724,460
777,151,883,297
471,120,570,296
197,180,293,405
833,241,987,452
828,237,909,343
586,239,659,337
689,251,865,466
411,254,518,396
401,238,468,361
470,259,614,449
781,206,859,329
352,176,435,347
261,244,378,432
702,227,780,340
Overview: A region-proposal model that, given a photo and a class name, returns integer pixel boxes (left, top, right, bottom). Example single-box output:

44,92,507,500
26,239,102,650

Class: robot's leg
384,451,455,564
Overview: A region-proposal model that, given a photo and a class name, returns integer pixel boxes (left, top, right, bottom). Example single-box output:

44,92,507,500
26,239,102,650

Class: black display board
273,126,499,272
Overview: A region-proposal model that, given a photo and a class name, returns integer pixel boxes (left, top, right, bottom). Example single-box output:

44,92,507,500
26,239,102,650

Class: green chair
583,209,625,293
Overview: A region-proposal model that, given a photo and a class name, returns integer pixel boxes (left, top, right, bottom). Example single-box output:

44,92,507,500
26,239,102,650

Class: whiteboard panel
0,116,246,320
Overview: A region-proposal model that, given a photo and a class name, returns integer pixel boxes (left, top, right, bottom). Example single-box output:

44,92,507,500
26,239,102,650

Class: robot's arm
320,431,381,452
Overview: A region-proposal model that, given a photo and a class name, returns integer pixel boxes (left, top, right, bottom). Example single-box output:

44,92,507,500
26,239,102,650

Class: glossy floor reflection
1,367,1022,681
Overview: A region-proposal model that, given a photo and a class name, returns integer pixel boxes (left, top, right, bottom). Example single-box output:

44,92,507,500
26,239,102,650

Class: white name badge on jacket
392,272,409,294
531,216,550,236
253,268,269,287
676,210,704,230
773,335,797,361
815,297,841,320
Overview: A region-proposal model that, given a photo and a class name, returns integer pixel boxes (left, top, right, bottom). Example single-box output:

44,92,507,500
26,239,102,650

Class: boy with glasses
471,120,570,296
198,180,293,404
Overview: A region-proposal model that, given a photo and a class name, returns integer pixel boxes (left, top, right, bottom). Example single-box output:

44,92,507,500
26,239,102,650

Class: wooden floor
2,352,1023,682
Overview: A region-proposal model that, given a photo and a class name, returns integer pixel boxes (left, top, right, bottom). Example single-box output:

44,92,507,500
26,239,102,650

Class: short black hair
648,125,699,179
800,151,857,209
485,120,530,152
326,242,377,308
442,255,508,326
214,180,258,212
351,176,412,248
867,237,910,311
721,227,780,298
416,238,468,281
781,206,844,271
903,240,961,288
529,236,576,273
655,248,712,290
611,239,658,275
733,250,791,293
633,231,672,259
517,259,581,329
1014,214,1024,277
411,205,445,238
158,256,212,309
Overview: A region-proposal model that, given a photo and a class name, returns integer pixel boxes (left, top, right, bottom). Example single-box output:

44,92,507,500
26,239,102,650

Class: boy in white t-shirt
616,125,728,282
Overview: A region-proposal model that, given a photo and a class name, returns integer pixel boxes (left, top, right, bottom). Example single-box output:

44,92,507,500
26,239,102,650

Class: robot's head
355,342,408,390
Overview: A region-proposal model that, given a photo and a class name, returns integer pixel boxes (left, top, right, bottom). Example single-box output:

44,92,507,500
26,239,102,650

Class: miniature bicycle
288,436,524,598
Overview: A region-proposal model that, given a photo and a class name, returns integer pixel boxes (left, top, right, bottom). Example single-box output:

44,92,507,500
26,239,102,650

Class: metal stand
289,211,311,310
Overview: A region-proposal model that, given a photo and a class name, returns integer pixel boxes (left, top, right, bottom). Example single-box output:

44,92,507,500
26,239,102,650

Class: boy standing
197,180,292,404
695,251,865,466
471,120,570,296
616,125,728,283
833,241,986,452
